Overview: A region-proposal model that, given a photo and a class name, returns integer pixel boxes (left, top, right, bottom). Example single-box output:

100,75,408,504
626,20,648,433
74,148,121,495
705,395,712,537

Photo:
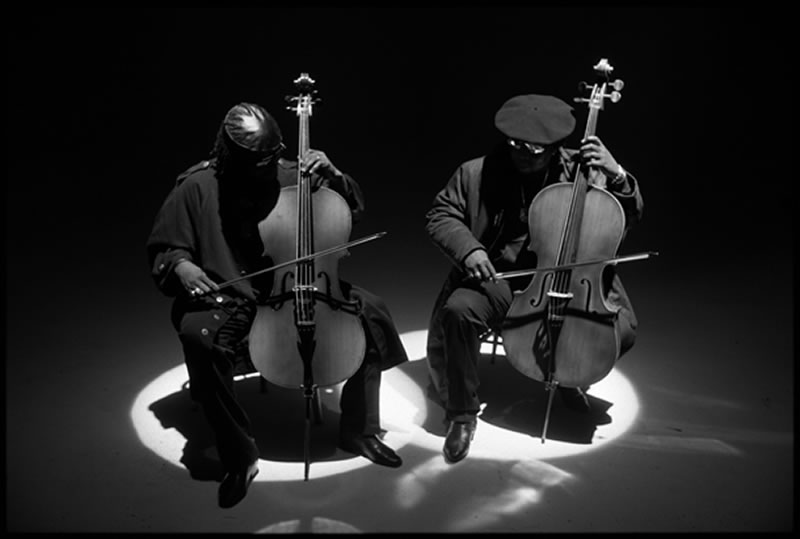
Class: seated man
147,102,408,507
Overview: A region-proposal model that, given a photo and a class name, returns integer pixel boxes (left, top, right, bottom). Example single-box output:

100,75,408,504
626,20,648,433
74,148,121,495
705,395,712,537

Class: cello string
551,80,599,332
553,161,579,319
305,167,313,322
298,97,310,323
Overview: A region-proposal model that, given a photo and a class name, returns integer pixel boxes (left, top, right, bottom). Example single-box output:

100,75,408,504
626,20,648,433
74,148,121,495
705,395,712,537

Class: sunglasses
507,139,547,155
255,142,287,166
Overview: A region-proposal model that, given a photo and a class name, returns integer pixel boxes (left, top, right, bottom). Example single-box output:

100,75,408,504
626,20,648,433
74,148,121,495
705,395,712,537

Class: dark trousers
180,302,382,473
434,277,638,423
438,280,514,423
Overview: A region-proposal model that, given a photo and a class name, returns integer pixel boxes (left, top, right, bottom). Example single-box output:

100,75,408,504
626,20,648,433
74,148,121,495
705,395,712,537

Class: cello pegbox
285,95,300,111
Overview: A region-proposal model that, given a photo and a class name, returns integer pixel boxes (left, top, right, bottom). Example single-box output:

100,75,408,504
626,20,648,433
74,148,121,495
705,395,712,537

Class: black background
7,7,792,332
5,7,794,533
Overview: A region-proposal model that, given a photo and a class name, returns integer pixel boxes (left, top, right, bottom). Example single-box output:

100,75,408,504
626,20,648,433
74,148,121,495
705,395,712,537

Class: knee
363,291,388,312
178,329,215,355
617,309,638,357
441,294,472,325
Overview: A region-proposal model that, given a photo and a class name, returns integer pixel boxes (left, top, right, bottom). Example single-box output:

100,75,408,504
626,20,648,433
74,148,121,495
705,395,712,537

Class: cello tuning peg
609,91,622,103
611,79,624,91
578,81,591,93
573,97,590,104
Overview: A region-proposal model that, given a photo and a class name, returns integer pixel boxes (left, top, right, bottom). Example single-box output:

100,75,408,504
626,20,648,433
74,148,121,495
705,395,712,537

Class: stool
478,327,503,364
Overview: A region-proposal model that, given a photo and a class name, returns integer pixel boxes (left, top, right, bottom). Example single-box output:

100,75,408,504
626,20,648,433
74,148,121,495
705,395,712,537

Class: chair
479,327,503,364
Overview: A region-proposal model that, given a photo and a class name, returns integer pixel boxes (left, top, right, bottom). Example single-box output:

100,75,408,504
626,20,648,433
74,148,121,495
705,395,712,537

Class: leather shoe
339,434,402,468
218,459,259,509
558,386,591,413
443,420,477,464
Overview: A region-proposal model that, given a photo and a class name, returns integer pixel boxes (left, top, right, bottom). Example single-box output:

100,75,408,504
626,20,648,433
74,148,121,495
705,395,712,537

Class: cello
501,59,647,442
248,73,367,478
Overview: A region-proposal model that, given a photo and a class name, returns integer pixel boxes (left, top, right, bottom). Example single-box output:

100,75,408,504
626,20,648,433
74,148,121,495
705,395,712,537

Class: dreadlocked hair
209,124,233,180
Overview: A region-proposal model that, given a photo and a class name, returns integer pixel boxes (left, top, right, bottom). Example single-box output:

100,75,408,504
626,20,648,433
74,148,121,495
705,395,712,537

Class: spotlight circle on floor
131,329,639,479
388,330,640,461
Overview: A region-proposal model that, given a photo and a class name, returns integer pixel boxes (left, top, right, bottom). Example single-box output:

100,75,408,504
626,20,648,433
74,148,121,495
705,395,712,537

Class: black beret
494,94,576,145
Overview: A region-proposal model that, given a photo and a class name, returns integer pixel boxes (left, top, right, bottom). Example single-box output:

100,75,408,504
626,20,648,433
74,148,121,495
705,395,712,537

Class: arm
425,163,487,269
580,136,644,228
303,148,365,222
607,167,644,228
145,181,201,297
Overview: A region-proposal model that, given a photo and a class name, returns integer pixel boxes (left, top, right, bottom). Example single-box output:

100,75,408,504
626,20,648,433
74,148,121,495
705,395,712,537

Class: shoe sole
443,450,468,464
218,467,259,509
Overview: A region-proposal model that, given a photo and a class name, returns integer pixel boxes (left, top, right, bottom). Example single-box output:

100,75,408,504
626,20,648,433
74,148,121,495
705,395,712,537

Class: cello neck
574,61,609,183
582,89,601,141
288,72,319,325
297,88,312,261
559,59,622,268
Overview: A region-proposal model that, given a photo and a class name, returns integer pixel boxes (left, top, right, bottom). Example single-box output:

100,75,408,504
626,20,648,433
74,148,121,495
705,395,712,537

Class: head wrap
223,102,283,155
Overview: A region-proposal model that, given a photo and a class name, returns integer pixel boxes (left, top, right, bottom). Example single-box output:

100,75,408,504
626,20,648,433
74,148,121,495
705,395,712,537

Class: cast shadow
411,353,614,444
148,373,351,482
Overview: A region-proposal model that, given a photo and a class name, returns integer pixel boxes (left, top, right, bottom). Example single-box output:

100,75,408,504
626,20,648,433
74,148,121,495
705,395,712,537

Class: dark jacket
426,146,644,361
146,158,406,371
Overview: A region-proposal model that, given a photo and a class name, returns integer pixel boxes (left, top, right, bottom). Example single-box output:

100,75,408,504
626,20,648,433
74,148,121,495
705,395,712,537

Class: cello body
249,185,365,389
248,73,366,390
501,58,627,392
502,182,624,387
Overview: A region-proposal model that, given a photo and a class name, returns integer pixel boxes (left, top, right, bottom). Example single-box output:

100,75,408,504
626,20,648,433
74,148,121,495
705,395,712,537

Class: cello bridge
292,285,319,292
546,291,574,299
